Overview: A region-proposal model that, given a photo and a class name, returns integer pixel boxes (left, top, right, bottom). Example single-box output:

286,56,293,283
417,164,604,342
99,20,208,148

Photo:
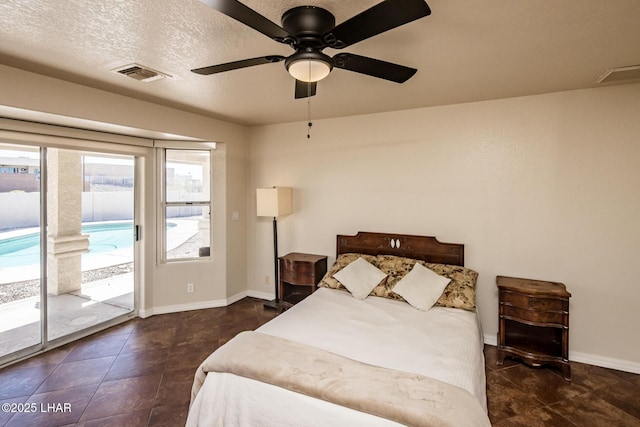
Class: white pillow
393,263,451,310
333,257,387,300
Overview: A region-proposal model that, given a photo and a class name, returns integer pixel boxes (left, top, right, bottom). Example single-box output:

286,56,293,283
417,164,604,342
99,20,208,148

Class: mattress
187,287,487,426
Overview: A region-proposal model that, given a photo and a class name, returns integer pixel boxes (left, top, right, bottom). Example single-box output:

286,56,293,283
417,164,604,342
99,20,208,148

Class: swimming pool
0,222,136,269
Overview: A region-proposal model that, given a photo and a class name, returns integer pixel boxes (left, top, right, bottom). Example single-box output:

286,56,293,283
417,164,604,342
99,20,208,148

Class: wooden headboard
336,232,465,266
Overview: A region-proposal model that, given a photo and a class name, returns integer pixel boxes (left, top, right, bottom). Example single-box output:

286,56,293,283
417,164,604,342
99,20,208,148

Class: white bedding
187,287,487,426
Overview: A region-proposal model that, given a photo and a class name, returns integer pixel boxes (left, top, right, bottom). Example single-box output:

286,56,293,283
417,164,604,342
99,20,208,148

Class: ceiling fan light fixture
285,50,333,83
287,59,331,82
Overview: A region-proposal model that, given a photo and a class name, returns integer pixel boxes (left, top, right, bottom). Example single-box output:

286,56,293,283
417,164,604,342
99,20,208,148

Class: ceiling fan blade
324,0,431,49
198,0,290,42
192,55,285,75
333,53,416,83
294,80,317,99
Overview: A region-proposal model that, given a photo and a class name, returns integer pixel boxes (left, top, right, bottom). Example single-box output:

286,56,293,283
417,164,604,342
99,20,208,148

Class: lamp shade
256,187,292,217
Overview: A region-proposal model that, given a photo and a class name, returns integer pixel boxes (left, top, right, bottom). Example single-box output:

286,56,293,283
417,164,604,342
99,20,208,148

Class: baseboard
569,351,640,374
246,290,274,301
484,334,497,346
483,334,640,374
138,290,249,318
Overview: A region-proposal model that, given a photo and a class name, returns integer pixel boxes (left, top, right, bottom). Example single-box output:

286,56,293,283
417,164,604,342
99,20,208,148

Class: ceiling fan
192,0,431,98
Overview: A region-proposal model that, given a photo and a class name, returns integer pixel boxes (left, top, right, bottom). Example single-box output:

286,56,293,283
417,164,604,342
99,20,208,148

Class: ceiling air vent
111,64,171,82
595,65,640,85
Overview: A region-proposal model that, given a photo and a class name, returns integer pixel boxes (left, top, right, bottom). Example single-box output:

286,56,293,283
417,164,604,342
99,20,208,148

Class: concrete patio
0,272,134,357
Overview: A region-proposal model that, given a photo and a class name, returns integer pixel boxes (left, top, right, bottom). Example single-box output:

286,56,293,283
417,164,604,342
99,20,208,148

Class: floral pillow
425,262,478,311
368,255,414,302
375,254,478,311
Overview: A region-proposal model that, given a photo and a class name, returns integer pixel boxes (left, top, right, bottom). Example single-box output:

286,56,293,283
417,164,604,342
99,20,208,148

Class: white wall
0,193,40,229
0,192,133,230
247,83,640,369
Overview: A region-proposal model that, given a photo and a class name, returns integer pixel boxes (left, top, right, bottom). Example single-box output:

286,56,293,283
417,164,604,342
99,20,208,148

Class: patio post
46,149,89,295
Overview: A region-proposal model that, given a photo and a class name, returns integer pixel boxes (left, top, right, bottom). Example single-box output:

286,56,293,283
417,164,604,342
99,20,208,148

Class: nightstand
497,275,572,380
279,253,328,307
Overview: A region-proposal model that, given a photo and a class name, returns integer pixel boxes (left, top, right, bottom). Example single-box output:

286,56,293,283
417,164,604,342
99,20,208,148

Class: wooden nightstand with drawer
279,253,328,308
497,275,572,380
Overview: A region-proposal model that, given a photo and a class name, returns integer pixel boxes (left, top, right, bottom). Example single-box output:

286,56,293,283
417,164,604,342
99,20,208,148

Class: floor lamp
256,187,292,310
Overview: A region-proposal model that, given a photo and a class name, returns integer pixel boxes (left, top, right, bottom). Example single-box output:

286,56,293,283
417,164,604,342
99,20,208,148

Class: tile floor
1,297,639,426
485,346,640,426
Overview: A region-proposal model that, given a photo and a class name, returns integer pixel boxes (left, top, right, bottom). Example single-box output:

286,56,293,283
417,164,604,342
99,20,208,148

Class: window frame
156,142,215,264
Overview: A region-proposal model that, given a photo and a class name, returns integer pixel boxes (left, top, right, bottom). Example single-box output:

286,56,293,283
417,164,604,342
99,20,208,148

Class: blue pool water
0,222,135,269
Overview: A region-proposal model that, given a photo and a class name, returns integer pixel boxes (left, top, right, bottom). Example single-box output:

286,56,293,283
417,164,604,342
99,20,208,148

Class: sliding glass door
0,143,136,364
0,144,43,359
46,148,135,340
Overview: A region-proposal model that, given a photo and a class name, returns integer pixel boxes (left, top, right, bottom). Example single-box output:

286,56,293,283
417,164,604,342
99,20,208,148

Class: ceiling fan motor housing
285,49,333,74
281,6,335,48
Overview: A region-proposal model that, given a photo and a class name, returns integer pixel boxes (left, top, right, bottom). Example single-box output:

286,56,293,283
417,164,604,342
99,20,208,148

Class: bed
187,232,490,427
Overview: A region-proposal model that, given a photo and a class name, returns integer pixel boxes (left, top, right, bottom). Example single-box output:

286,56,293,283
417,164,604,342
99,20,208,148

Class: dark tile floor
1,297,638,426
486,346,640,426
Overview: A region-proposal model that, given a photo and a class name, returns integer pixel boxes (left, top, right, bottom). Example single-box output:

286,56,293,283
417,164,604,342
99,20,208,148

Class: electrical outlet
187,283,194,293
264,276,270,285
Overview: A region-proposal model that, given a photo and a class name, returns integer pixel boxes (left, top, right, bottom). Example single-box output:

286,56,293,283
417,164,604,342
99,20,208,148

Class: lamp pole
272,216,279,302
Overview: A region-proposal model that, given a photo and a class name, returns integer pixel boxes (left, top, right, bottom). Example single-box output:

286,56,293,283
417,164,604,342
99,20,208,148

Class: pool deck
0,273,134,357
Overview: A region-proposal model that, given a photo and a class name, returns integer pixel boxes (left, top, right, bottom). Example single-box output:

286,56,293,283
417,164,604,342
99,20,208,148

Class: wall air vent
111,64,171,82
595,65,640,85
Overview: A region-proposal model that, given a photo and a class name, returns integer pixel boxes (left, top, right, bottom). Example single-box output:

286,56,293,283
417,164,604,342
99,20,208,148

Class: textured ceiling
1,0,639,126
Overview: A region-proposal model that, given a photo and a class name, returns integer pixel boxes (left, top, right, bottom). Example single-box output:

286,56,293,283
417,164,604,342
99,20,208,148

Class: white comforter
187,288,487,426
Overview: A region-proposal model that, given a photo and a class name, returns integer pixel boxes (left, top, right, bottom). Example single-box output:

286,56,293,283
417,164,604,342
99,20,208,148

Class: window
159,148,212,262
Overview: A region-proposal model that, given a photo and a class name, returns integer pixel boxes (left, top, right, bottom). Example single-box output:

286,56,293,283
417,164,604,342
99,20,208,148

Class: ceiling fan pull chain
307,61,312,140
